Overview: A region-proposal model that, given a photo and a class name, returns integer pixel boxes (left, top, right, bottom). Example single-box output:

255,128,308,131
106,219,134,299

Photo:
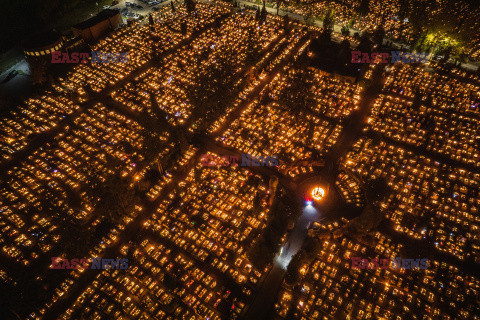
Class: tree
348,18,355,28
357,32,373,54
194,166,203,182
143,93,171,132
185,48,240,132
247,236,273,270
303,236,321,259
337,39,352,72
348,203,383,235
94,173,136,224
285,250,307,285
248,189,296,270
252,192,262,216
304,11,314,26
439,45,453,64
180,21,187,35
171,125,188,153
413,32,428,52
171,1,175,13
317,26,333,46
412,88,424,110
358,0,370,16
277,61,316,117
276,0,283,15
283,14,290,33
364,176,390,203
0,274,49,319
151,40,161,62
341,25,350,37
41,184,94,257
148,13,154,30
260,1,267,22
138,95,171,163
245,26,260,65
185,0,196,14
323,8,335,31
453,50,468,67
409,0,428,36
141,127,164,163
398,0,410,21
372,24,385,48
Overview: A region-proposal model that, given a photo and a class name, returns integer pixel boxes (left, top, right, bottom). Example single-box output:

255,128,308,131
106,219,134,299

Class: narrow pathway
241,64,385,320
326,64,385,168
242,207,321,320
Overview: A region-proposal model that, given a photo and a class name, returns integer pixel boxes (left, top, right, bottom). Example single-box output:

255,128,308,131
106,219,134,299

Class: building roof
72,9,120,30
23,30,62,51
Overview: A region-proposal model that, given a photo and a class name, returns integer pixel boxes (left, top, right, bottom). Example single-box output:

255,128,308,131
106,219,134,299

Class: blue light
306,201,313,206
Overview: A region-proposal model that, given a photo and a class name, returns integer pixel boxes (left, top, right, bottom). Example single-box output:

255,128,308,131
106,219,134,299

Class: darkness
0,0,82,53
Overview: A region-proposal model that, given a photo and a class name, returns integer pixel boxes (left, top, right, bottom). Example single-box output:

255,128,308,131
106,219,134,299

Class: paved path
325,64,385,169
242,206,322,320
241,64,386,320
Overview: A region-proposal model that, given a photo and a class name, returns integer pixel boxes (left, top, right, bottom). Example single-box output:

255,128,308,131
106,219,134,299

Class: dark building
23,30,64,84
72,9,122,43
23,30,63,59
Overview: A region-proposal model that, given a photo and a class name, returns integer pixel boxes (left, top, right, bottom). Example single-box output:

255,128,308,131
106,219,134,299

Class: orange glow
312,187,325,201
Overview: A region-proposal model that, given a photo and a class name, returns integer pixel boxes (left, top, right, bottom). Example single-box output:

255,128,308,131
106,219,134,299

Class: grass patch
0,48,23,75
